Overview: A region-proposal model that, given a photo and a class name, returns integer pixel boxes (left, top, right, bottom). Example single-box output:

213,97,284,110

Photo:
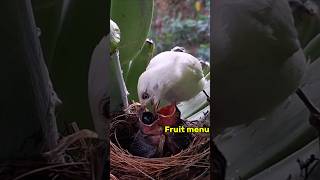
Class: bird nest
110,103,210,180
0,126,105,180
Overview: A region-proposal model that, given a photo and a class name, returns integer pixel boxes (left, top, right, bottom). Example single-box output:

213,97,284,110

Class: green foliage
150,14,210,60
178,80,210,119
109,0,155,111
109,0,210,122
150,0,210,61
111,0,154,72
113,0,211,118
126,39,155,102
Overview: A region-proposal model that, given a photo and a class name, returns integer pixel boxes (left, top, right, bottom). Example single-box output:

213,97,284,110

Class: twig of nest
111,136,209,180
110,103,210,180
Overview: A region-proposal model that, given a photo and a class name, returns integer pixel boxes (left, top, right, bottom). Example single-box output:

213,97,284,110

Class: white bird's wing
138,51,205,104
147,51,203,76
146,51,171,70
149,51,204,102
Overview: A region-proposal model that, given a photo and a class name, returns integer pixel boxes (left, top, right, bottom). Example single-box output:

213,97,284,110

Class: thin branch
296,88,320,115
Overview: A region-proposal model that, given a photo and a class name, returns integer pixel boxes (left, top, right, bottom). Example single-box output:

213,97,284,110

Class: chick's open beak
157,103,180,126
137,99,150,118
138,99,158,126
139,100,179,127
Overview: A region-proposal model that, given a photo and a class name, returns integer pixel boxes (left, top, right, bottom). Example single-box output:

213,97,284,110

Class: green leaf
205,72,210,80
178,80,210,119
125,39,155,102
111,51,129,109
201,60,210,76
111,0,154,71
186,105,210,123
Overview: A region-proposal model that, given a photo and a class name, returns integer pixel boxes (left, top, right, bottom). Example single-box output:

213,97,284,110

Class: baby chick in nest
129,104,193,158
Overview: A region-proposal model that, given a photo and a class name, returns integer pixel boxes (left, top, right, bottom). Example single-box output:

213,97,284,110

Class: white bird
213,0,307,129
137,50,205,112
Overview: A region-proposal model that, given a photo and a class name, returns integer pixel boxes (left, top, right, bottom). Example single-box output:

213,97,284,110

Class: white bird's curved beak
139,98,159,115
138,99,153,120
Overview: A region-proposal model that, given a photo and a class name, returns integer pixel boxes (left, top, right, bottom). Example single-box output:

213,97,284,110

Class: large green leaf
178,79,210,119
215,58,320,179
111,0,154,71
125,39,155,102
186,105,210,127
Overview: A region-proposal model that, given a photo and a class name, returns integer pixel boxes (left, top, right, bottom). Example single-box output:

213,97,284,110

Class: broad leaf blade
125,39,155,102
178,80,210,119
111,0,154,71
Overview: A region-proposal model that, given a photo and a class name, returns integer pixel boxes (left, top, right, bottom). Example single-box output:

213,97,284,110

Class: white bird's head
138,70,180,127
137,49,204,110
137,71,158,109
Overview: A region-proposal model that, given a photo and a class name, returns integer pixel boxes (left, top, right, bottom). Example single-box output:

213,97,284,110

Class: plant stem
0,0,59,159
111,51,129,109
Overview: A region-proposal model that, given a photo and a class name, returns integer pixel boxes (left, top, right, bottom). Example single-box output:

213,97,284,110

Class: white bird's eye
142,92,150,100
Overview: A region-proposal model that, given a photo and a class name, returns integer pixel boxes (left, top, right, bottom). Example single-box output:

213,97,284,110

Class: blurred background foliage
150,0,210,61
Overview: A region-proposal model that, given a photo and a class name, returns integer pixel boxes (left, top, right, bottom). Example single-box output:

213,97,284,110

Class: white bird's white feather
138,51,205,106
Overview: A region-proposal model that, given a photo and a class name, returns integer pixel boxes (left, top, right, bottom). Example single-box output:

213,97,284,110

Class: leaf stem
111,51,129,109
